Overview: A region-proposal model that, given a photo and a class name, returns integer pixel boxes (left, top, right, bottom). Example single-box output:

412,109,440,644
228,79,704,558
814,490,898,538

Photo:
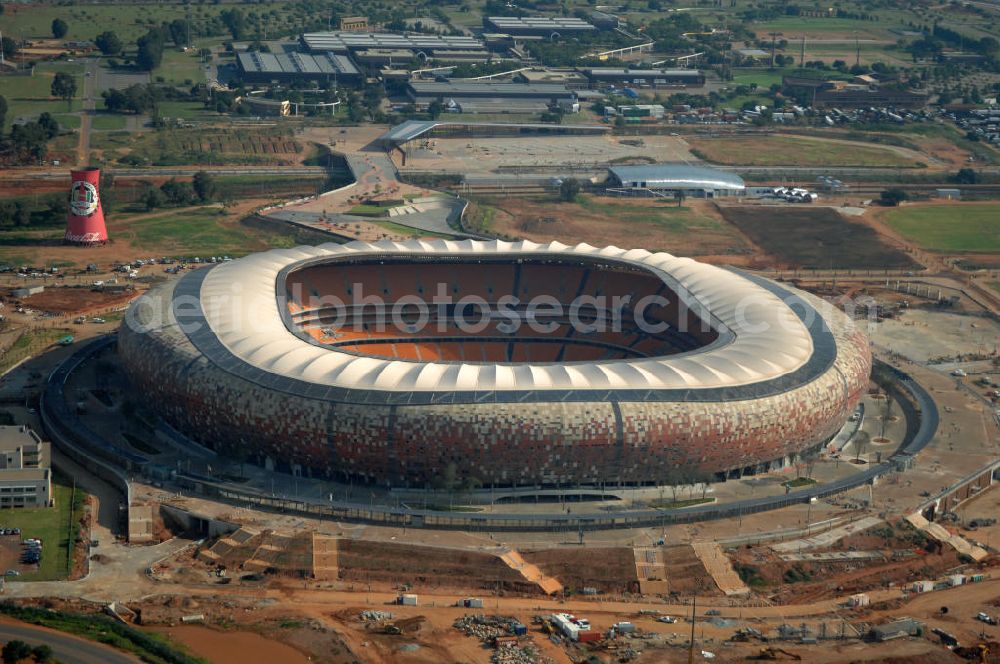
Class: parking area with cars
0,528,42,578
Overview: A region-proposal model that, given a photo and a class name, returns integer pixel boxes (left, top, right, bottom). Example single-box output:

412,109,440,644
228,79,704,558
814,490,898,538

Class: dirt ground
14,286,137,315
719,205,919,270
473,197,758,264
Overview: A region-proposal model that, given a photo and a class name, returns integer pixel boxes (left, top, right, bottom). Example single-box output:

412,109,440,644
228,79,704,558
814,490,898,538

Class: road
15,167,327,178
0,620,142,664
77,59,98,165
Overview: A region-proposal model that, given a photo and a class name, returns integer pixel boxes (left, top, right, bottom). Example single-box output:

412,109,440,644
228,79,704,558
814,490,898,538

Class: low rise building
0,426,52,508
483,16,596,37
339,16,368,32
584,67,705,89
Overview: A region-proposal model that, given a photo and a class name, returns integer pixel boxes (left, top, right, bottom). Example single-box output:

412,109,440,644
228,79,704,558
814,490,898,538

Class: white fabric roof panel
196,240,817,393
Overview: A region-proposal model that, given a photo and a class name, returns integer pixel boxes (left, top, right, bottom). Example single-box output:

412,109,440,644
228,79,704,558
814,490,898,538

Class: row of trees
140,172,217,211
0,107,60,166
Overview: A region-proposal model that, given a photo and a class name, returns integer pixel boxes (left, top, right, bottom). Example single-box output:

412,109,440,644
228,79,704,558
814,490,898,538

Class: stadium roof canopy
375,119,609,148
484,16,597,31
608,164,746,191
188,240,814,393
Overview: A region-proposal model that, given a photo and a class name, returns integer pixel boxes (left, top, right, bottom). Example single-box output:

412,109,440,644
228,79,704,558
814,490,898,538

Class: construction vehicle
380,623,402,635
753,647,803,661
954,642,992,663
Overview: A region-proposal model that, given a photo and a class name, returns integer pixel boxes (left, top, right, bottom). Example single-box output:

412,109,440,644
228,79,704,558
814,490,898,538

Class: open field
1,65,84,131
0,200,303,268
718,206,918,269
689,134,920,168
156,48,206,87
467,196,754,261
0,1,322,43
96,126,305,166
112,206,296,255
0,473,84,581
882,203,1000,253
753,17,897,39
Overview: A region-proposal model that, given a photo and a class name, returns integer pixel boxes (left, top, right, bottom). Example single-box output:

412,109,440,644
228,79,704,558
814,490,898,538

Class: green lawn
884,204,1000,253
1,65,83,130
53,113,81,129
113,206,296,255
155,48,206,87
989,282,1000,295
0,472,85,581
0,2,309,42
372,220,455,239
755,16,895,36
90,113,128,130
156,101,216,121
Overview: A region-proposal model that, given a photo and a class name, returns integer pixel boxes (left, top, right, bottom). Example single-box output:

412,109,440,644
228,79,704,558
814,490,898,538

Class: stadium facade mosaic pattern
120,240,871,487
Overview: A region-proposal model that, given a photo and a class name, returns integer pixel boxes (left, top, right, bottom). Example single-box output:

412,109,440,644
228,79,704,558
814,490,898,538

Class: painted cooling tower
65,167,108,245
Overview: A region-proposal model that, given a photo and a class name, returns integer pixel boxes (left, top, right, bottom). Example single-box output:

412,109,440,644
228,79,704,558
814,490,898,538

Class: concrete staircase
633,546,669,594
691,541,750,596
498,549,563,595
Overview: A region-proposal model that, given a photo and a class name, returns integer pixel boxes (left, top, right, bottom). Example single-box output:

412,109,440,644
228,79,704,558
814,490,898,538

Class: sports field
883,204,1000,253
689,135,918,168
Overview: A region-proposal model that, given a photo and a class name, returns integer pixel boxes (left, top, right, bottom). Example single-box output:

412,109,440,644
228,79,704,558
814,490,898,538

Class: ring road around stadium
119,240,871,489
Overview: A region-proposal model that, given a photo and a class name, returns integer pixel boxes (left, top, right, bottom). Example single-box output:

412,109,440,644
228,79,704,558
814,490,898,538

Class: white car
951,369,967,377
656,616,677,624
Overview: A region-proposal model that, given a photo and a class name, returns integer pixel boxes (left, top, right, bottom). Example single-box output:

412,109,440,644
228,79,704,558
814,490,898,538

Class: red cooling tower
65,167,108,245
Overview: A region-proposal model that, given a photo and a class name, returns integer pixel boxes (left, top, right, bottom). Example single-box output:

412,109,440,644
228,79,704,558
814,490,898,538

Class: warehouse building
405,80,576,113
607,163,745,198
584,68,705,89
236,51,362,85
483,16,596,37
301,31,488,60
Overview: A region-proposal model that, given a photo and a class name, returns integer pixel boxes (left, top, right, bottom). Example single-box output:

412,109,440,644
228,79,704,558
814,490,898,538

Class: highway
0,621,141,664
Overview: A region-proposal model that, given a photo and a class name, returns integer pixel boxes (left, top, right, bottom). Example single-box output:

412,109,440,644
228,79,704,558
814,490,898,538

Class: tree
37,112,59,139
95,30,123,56
674,190,686,208
169,19,190,47
880,188,909,206
51,71,77,110
955,167,978,185
51,18,69,39
559,177,581,202
192,171,216,202
31,644,53,664
2,640,31,664
136,28,166,71
1,36,19,61
0,96,7,135
142,186,164,211
427,98,445,119
160,178,195,205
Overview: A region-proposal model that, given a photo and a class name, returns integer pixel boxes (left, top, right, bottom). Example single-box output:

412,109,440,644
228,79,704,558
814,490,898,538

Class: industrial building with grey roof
301,31,487,57
607,164,746,197
237,51,361,85
483,16,597,36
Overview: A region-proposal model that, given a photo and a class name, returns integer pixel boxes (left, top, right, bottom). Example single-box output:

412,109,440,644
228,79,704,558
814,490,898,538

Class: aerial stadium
119,240,871,489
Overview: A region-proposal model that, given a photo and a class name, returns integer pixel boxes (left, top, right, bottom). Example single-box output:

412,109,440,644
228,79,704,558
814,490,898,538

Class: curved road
0,621,141,664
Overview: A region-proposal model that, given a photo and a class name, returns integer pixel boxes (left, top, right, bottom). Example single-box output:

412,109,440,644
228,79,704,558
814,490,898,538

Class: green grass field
156,48,206,87
689,134,916,167
0,2,311,43
113,206,296,255
0,472,85,581
1,64,84,130
156,101,216,121
883,204,1000,253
